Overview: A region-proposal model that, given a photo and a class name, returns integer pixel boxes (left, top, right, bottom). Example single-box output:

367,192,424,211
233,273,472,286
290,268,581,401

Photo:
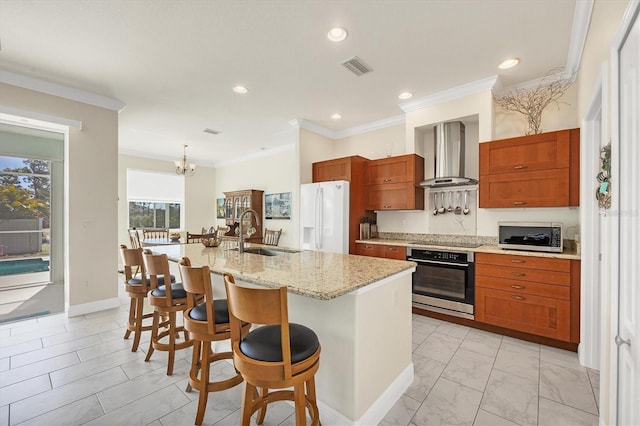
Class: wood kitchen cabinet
223,189,264,243
313,155,371,254
366,154,425,211
475,252,580,343
355,243,406,260
479,128,580,207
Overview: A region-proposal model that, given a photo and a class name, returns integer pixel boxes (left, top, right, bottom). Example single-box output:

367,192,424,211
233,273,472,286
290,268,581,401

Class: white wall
1,82,119,312
574,0,630,423
299,128,334,184
332,124,405,160
117,154,216,248
214,146,298,248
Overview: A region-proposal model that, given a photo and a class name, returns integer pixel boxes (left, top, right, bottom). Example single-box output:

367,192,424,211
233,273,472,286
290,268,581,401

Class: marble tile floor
0,288,600,426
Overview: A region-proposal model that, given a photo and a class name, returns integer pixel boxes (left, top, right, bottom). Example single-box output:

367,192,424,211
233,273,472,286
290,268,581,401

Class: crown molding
0,105,82,130
398,75,500,113
333,114,405,139
0,69,126,112
565,0,594,79
292,119,337,139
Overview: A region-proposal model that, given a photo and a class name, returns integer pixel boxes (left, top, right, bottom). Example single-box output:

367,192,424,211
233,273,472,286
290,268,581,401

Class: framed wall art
216,198,225,219
265,192,291,219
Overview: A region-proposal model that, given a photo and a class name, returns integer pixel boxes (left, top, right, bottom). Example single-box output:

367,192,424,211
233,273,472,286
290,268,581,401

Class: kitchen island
148,243,416,425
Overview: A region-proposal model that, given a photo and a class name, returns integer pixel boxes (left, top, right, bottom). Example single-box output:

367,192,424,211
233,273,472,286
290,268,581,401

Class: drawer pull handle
513,165,528,170
511,285,526,289
383,178,392,182
384,205,392,208
511,272,527,277
511,259,526,263
513,201,528,206
511,295,526,301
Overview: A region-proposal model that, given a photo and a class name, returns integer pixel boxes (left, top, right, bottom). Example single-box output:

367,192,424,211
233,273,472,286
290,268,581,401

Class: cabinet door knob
511,285,526,289
511,295,526,301
513,201,528,206
513,165,528,170
383,178,392,182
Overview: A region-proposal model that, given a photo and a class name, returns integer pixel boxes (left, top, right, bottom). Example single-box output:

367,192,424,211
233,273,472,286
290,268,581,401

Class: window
127,169,184,230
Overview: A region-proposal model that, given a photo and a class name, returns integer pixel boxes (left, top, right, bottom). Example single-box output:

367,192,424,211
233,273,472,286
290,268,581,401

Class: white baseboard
67,297,120,317
317,362,414,425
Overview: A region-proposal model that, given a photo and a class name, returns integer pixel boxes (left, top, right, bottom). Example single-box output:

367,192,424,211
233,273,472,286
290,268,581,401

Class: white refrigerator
300,181,350,254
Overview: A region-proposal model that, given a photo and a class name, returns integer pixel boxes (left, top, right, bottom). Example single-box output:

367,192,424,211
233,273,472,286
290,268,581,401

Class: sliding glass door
0,124,64,322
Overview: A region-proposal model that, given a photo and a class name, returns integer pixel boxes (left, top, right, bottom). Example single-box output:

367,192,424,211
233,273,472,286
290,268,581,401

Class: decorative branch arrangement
495,68,574,135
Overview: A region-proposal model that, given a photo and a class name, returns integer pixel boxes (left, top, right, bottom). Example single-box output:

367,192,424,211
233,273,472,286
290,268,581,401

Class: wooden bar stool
224,273,321,426
119,244,153,352
179,257,251,425
142,249,192,375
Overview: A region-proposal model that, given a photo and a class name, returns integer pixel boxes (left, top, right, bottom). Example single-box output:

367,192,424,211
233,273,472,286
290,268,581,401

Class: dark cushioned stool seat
188,299,230,324
150,283,187,299
240,323,319,363
129,273,175,285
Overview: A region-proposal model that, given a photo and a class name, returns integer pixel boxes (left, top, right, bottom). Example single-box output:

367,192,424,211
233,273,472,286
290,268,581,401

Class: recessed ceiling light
398,92,413,100
233,85,248,94
327,27,348,42
331,113,343,120
498,58,520,69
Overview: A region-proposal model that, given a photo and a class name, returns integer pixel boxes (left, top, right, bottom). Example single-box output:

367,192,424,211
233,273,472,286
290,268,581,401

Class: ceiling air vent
341,56,372,76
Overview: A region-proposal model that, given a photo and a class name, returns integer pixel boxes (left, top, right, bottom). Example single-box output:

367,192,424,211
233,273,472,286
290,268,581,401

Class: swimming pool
0,258,50,276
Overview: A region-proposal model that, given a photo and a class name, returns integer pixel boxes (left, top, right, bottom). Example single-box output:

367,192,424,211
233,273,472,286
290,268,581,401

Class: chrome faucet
237,208,261,254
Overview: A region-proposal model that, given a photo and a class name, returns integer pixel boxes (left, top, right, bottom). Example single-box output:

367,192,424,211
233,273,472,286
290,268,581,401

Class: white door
615,2,639,424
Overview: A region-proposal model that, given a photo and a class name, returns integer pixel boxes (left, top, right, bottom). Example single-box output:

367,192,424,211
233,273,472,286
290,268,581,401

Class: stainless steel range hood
420,121,478,188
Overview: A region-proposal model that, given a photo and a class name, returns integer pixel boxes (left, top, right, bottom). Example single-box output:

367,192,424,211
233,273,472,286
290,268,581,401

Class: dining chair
128,229,142,249
142,249,192,375
224,273,321,426
262,228,282,246
179,257,251,425
142,228,169,239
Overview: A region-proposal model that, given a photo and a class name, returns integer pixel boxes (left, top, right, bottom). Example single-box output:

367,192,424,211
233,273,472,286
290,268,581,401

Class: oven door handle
407,258,469,267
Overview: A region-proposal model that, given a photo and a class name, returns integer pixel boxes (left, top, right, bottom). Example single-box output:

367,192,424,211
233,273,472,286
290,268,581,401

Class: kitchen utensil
454,192,462,215
463,191,470,215
432,192,438,215
438,192,446,214
447,191,453,212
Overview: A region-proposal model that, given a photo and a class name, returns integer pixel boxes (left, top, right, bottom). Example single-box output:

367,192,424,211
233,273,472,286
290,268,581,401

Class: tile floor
0,288,600,426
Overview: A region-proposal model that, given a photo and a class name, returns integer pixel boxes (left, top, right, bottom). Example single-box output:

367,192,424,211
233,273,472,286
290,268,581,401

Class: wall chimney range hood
420,121,478,188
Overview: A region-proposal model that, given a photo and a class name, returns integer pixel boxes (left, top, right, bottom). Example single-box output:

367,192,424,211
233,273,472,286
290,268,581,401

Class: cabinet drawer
355,243,385,257
475,287,570,341
384,245,406,260
475,275,570,300
479,169,570,207
476,264,570,286
476,253,570,273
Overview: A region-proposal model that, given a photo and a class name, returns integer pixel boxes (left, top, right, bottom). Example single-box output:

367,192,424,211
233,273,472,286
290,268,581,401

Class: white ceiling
0,0,581,167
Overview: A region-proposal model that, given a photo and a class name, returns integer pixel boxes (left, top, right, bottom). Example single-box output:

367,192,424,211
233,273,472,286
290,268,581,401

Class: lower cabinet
355,243,406,260
475,252,579,343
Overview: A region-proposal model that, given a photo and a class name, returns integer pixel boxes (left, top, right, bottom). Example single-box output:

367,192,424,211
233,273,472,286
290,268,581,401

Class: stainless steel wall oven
408,247,475,319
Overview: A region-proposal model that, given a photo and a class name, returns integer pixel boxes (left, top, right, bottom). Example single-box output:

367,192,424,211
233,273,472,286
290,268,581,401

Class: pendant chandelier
175,144,196,175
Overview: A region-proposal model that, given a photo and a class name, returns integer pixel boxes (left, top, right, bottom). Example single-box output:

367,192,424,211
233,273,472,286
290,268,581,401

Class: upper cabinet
479,128,580,208
366,154,425,210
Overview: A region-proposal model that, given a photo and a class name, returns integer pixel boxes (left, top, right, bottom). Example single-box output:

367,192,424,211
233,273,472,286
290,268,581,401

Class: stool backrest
119,244,145,284
179,257,217,335
142,249,175,304
224,273,292,377
262,228,282,246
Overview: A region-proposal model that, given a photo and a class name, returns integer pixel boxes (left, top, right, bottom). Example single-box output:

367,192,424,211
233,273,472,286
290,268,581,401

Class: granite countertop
356,238,581,260
146,243,416,300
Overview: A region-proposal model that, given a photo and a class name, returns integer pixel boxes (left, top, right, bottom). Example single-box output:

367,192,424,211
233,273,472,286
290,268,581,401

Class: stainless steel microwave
498,222,563,253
